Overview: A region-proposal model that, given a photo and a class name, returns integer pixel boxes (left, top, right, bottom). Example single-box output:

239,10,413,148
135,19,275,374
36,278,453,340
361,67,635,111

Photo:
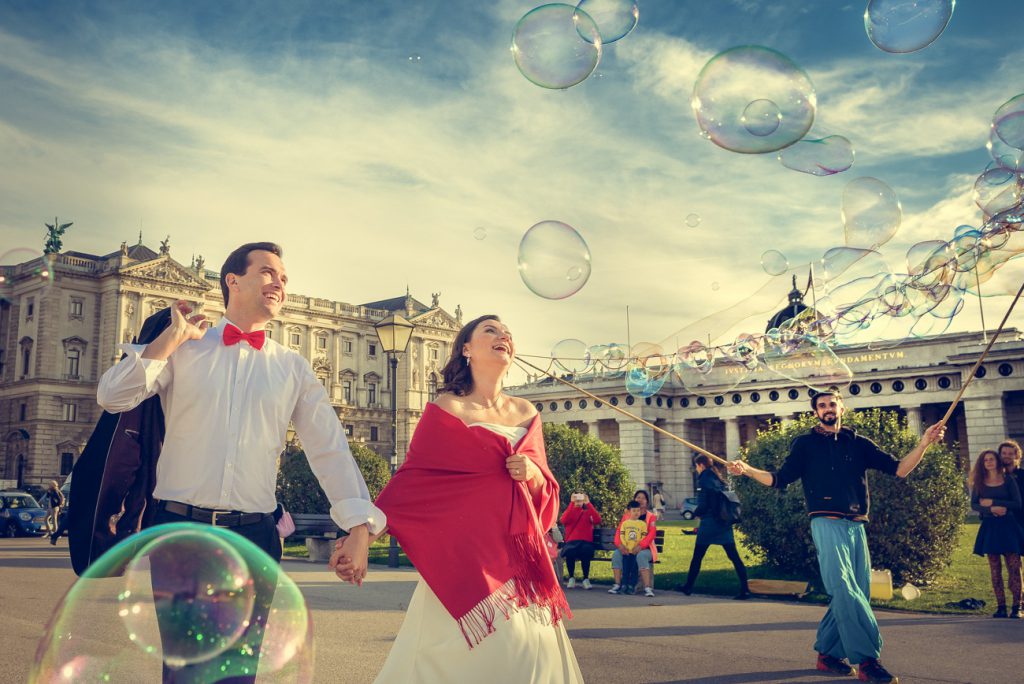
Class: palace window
368,383,377,405
69,298,83,318
343,381,352,403
62,402,77,422
317,335,328,350
66,349,81,378
60,453,74,476
370,426,379,442
368,343,377,357
343,339,353,354
345,424,354,437
26,298,34,319
427,374,438,401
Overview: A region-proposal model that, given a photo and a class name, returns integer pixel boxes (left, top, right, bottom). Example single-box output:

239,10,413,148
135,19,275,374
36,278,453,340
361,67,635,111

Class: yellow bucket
870,569,893,600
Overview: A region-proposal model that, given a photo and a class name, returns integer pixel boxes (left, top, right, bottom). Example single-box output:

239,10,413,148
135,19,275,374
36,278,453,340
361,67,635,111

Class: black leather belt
160,500,271,528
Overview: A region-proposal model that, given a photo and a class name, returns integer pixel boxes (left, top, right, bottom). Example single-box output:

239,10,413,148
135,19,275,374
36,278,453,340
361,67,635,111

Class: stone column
724,417,741,461
618,419,656,490
904,405,922,435
964,396,1007,466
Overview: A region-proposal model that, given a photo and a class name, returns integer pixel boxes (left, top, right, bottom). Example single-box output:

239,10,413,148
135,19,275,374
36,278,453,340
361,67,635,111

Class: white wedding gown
373,423,585,684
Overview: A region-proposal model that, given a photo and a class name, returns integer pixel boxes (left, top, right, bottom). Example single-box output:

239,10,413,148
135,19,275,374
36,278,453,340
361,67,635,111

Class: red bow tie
223,324,266,351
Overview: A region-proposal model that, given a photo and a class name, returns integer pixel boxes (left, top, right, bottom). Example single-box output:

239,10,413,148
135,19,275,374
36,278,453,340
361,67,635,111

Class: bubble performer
728,389,945,684
342,315,582,682
97,241,385,682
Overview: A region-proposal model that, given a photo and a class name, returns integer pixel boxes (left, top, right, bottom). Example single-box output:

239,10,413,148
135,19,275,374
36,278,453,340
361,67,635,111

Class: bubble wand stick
937,278,1024,428
513,356,731,466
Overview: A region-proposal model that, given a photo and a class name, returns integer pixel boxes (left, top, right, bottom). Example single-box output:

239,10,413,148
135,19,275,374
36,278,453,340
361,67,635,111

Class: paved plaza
1,537,1016,683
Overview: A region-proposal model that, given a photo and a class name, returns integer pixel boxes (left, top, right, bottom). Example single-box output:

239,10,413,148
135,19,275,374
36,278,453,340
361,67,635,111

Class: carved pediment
312,356,332,374
411,309,459,331
120,256,212,291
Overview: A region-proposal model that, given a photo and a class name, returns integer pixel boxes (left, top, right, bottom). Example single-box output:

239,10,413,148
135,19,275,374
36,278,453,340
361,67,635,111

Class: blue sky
1,0,1022,368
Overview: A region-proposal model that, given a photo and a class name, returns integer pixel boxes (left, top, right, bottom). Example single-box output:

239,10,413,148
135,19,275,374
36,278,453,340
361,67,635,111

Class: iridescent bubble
473,227,487,240
624,342,670,398
512,4,602,90
517,220,592,299
692,46,816,154
761,249,789,276
711,281,720,291
120,530,255,668
987,127,1024,172
551,338,591,373
31,523,313,684
1,248,55,304
763,331,852,390
741,99,782,137
974,164,1023,218
864,0,955,54
685,213,702,228
575,0,638,44
992,94,1024,150
842,177,902,248
778,135,855,176
675,352,752,397
594,342,628,372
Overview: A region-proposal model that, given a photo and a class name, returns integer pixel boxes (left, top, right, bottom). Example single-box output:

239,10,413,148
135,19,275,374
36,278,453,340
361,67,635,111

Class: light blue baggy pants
810,517,883,665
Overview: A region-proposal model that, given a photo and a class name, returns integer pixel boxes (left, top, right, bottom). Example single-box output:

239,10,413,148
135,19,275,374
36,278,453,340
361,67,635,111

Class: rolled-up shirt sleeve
291,362,387,535
97,344,171,413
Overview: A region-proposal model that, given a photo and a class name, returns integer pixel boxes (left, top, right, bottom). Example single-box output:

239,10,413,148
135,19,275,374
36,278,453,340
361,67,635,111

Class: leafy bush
736,409,966,584
543,422,634,525
276,443,391,514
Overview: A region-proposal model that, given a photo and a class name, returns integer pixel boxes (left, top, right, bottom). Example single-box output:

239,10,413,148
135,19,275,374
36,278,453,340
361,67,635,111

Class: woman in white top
331,315,584,683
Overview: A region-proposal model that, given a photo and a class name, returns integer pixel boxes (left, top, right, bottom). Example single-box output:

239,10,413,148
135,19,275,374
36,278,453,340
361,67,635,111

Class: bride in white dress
331,315,584,683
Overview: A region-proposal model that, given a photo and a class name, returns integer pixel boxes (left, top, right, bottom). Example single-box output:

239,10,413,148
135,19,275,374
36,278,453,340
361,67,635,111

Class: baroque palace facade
508,303,1024,508
0,238,459,487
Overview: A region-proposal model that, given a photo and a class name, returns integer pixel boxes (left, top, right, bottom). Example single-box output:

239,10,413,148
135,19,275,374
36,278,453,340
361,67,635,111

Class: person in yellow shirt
615,502,646,595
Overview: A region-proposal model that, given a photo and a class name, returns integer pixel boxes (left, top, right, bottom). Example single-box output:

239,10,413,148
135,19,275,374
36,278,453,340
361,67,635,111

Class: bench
287,513,344,562
556,526,665,580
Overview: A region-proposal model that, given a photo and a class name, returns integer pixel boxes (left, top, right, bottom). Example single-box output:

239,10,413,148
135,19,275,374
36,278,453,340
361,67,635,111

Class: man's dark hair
219,242,283,306
626,500,641,510
811,389,842,411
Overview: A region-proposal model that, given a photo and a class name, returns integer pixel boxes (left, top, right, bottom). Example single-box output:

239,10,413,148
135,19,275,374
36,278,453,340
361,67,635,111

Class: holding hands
328,524,371,586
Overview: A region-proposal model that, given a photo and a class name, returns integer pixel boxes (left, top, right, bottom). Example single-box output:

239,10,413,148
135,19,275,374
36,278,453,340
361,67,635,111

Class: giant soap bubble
31,523,313,683
842,177,902,248
512,4,602,89
778,135,855,176
692,46,816,154
864,0,955,54
517,220,592,299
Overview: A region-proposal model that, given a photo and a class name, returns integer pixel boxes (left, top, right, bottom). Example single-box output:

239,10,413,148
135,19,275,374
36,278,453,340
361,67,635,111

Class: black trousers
562,540,596,579
151,505,281,684
683,542,749,593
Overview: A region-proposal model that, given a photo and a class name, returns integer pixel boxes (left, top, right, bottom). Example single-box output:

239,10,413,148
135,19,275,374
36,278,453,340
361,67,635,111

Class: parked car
680,497,699,520
0,491,48,537
21,483,48,502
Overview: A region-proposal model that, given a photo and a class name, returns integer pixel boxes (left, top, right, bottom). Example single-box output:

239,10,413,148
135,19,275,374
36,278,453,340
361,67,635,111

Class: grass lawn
285,520,996,615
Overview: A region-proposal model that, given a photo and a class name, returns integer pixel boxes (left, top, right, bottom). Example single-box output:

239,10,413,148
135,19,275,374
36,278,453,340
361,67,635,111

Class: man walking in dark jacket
730,390,944,684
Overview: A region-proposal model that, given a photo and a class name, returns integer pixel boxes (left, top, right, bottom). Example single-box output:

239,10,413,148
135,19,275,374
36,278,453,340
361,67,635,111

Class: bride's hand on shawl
505,453,541,485
328,524,370,585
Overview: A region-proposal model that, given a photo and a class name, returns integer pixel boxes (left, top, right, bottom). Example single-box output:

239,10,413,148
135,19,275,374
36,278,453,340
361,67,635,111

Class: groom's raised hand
328,524,371,585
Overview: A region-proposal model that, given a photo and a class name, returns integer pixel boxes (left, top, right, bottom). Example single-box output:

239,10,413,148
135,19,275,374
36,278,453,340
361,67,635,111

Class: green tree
735,409,966,584
543,423,634,525
276,442,391,514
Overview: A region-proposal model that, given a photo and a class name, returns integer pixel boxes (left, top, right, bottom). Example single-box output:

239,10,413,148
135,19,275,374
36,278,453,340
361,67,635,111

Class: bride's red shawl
374,403,570,647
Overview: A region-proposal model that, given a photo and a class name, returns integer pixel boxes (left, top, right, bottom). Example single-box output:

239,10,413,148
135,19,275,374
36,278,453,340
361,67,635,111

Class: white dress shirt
97,316,385,534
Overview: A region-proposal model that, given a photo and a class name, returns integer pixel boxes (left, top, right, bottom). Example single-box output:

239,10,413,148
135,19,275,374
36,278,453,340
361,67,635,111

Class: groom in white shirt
98,242,384,681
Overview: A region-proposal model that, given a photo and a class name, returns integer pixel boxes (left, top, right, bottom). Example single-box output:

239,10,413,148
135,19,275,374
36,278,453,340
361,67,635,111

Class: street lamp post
373,313,415,568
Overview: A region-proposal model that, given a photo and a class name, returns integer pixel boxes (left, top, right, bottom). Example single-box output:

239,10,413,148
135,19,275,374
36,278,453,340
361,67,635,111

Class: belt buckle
209,510,233,527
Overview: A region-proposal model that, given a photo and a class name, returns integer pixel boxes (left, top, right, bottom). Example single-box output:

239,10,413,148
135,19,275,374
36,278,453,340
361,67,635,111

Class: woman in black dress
677,455,750,600
971,449,1024,618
